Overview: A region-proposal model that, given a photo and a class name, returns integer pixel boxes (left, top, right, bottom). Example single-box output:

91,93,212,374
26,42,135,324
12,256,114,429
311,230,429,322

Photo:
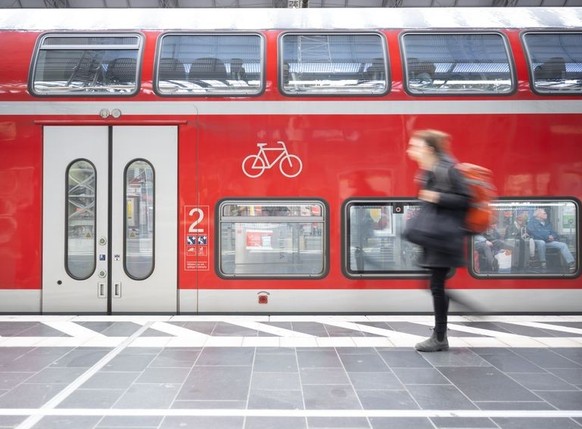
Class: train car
0,7,580,314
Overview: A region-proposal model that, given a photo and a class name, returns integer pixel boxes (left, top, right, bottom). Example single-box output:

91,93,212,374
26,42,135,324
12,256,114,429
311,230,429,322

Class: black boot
415,331,449,352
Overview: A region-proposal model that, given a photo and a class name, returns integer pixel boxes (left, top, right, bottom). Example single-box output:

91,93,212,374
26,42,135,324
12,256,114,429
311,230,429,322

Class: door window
66,159,96,280
125,160,155,280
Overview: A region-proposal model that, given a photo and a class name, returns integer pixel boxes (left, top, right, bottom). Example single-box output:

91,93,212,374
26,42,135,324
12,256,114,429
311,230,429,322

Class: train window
218,201,326,278
66,160,96,280
156,34,263,96
402,33,513,95
124,160,154,280
523,33,582,94
31,34,142,96
471,200,578,277
345,200,428,277
280,33,388,96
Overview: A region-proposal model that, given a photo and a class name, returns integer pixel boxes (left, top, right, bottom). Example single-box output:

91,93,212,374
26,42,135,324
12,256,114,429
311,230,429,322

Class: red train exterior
0,8,580,313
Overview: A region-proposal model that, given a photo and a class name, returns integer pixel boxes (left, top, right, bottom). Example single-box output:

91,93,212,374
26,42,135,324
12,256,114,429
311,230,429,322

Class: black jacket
417,157,471,268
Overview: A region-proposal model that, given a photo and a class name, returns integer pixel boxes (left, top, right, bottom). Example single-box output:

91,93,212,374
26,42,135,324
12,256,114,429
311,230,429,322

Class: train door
42,126,177,313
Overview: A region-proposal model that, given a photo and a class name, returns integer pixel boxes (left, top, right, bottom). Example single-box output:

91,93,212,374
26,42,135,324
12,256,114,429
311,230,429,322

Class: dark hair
411,129,451,157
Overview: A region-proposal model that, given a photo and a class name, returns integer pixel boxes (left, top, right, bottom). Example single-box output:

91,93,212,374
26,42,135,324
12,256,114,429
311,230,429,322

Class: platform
0,314,581,429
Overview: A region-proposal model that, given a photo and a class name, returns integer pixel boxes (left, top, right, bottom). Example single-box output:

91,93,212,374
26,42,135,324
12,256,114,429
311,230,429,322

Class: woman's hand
418,190,440,203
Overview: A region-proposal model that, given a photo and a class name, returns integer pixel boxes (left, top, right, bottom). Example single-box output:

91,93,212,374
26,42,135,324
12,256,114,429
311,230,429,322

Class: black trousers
429,267,450,341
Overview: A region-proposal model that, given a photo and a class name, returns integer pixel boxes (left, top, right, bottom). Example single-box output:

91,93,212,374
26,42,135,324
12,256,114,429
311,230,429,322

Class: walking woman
405,130,471,352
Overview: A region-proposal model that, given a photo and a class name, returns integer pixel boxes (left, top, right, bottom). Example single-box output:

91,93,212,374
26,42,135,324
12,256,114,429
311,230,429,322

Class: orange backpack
456,163,497,234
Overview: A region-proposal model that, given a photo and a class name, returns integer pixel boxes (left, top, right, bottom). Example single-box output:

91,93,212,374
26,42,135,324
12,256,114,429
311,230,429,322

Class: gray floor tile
81,371,140,389
196,348,255,366
340,354,390,372
0,383,66,408
290,322,329,336
297,349,343,369
303,384,362,410
369,417,433,429
407,385,477,410
475,401,556,410
357,389,420,410
508,371,579,391
245,416,307,429
438,366,540,402
552,348,582,365
492,417,582,429
30,415,102,429
308,416,371,428
391,367,450,385
300,367,351,385
430,417,497,428
113,383,182,409
348,371,404,390
177,366,252,401
78,322,142,336
252,371,301,390
0,322,67,337
0,371,34,389
104,354,156,371
50,348,110,368
421,348,491,367
56,388,125,409
247,388,304,409
547,367,582,386
323,325,366,337
212,322,259,336
135,367,191,383
0,416,26,427
25,367,86,384
534,391,582,410
253,353,298,372
171,400,246,409
376,350,433,368
172,321,217,335
148,348,201,368
97,415,163,427
512,349,582,369
473,348,545,372
159,416,244,429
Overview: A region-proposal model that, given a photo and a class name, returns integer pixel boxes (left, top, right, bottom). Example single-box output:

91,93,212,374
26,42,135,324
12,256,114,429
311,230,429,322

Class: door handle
98,282,106,298
114,282,122,298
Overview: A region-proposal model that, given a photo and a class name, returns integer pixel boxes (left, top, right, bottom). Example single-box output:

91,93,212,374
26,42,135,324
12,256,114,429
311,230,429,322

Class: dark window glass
524,33,582,93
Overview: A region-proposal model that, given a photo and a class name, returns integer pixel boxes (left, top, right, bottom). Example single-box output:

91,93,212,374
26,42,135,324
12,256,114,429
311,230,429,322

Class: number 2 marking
188,208,204,233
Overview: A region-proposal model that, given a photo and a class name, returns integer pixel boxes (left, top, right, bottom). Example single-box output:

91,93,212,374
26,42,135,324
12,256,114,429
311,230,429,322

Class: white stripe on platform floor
1,408,582,419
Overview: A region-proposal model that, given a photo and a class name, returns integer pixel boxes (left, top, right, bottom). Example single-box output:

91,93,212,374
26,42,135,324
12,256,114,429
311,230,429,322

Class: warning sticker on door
184,205,209,271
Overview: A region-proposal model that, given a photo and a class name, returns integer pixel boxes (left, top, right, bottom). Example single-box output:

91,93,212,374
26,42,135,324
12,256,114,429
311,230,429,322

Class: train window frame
470,198,579,279
522,32,582,95
154,32,265,97
217,199,329,279
400,32,515,96
30,32,144,97
342,199,432,279
65,159,97,281
279,32,389,97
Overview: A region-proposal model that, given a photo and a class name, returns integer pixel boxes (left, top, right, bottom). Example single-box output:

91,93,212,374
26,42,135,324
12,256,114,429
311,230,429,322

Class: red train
0,7,580,314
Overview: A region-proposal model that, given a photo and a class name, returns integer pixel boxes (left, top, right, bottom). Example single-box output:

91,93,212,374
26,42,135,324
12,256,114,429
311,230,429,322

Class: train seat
188,57,227,82
105,57,137,84
158,58,186,81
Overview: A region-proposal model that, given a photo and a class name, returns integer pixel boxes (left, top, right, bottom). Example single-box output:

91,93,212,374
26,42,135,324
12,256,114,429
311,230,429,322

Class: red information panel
184,205,209,271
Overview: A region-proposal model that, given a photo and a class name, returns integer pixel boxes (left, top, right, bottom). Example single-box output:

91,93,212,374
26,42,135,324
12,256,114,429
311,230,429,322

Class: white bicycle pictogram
242,141,303,178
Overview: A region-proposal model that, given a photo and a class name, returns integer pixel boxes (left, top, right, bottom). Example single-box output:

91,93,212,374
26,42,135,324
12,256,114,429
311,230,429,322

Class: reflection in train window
402,33,514,95
471,200,578,277
523,33,582,93
156,33,263,96
32,34,142,96
280,33,388,96
345,200,428,277
66,159,96,280
124,160,154,280
218,200,326,277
